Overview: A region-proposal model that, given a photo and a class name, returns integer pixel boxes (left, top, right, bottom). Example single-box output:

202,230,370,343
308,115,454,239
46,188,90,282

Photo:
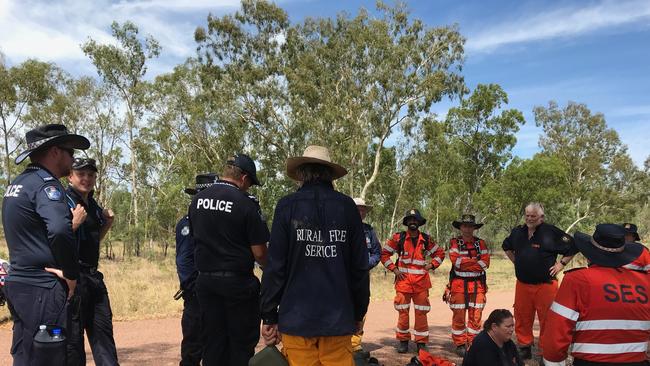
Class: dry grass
0,241,519,322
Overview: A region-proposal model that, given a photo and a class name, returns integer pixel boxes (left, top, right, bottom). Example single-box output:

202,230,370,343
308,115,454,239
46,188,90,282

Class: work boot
519,345,532,360
416,343,427,352
455,345,466,357
353,349,370,360
397,340,409,353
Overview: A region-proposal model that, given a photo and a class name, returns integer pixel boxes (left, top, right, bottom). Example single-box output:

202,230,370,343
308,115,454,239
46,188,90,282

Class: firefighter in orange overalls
381,209,445,354
443,214,490,357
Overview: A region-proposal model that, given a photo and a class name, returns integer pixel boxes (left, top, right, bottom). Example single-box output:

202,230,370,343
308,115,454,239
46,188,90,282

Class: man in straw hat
380,208,445,354
444,214,490,357
351,197,382,360
2,124,90,364
175,173,218,366
501,202,577,360
260,145,370,366
189,154,269,366
542,224,650,366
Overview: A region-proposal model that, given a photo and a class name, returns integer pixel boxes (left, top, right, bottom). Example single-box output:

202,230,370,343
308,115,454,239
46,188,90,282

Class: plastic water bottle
32,325,66,366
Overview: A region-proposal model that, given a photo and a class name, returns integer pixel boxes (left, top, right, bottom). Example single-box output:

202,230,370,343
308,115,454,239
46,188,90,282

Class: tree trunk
128,111,140,256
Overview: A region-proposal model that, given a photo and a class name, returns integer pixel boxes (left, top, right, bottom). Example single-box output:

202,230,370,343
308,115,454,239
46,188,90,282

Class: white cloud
466,0,650,53
0,0,239,68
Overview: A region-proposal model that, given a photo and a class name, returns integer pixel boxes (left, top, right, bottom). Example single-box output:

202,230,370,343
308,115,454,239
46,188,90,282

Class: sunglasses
59,147,75,158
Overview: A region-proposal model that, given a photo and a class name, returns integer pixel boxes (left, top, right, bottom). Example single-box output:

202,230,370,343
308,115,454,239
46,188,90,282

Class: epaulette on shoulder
35,169,56,182
564,267,586,274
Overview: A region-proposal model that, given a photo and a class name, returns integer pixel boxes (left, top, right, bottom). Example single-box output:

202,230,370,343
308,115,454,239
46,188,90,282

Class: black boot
397,340,409,353
455,345,466,357
519,345,532,360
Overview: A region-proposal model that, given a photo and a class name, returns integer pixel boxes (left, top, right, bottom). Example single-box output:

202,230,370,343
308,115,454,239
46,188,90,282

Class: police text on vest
196,198,233,213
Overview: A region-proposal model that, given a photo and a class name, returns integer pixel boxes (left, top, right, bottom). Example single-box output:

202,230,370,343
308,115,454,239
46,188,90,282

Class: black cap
227,153,261,186
15,124,90,164
402,208,426,226
622,223,641,242
72,158,97,172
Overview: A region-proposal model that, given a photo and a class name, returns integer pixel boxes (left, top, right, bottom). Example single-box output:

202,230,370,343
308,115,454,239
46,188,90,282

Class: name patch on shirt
196,198,233,213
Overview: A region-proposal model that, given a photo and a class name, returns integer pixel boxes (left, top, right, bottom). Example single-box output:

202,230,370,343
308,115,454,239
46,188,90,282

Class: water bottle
32,325,66,366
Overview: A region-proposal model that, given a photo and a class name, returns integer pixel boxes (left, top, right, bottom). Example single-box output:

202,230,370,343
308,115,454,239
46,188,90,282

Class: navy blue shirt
502,223,577,284
175,215,197,289
189,180,270,273
66,187,104,268
2,164,78,287
363,223,381,269
260,181,370,337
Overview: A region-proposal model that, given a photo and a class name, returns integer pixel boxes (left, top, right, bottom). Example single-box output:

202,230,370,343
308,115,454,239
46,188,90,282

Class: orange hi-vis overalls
623,246,650,273
541,266,650,365
381,231,445,343
447,236,490,347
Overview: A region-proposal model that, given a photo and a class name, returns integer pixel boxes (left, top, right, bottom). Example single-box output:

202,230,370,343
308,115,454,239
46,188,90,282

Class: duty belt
199,270,251,277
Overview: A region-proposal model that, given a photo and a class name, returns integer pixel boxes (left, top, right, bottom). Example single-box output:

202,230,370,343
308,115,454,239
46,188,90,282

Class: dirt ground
0,290,546,366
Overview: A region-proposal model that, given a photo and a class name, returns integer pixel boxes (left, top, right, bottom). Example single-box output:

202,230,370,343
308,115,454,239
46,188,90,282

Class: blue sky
1,0,648,165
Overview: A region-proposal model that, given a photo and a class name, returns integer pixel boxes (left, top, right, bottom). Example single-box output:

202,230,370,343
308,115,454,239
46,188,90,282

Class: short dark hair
221,162,244,181
483,309,513,331
297,163,333,183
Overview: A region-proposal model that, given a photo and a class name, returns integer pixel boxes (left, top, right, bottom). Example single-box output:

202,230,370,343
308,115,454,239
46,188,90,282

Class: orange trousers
282,333,354,366
513,279,558,348
449,292,486,346
394,291,430,343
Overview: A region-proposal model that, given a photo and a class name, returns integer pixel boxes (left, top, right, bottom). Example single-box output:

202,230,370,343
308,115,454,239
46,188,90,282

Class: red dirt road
0,290,543,365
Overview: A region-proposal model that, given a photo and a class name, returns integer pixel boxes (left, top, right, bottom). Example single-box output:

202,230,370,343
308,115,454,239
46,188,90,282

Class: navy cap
72,158,97,172
227,153,261,186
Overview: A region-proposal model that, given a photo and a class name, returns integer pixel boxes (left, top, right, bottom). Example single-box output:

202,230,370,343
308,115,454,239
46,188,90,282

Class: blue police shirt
2,164,78,287
363,223,381,269
66,187,104,268
260,181,370,337
175,215,197,289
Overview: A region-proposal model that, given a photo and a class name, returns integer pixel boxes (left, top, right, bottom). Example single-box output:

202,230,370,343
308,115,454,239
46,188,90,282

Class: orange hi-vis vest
448,236,490,294
541,265,650,365
623,246,650,273
381,231,445,293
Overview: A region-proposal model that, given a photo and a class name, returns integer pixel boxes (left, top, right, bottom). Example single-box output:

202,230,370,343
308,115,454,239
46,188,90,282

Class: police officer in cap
3,124,89,365
175,173,218,366
65,157,118,366
189,154,269,366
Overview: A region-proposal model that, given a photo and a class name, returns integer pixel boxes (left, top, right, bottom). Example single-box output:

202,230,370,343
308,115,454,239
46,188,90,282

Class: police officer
351,197,381,359
261,145,370,366
542,224,649,365
3,124,89,365
189,154,269,366
175,173,218,366
502,202,577,360
65,157,118,366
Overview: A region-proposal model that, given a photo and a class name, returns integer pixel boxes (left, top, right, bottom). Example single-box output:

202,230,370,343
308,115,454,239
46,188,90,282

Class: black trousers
66,271,119,366
5,280,68,366
196,273,261,366
180,289,202,366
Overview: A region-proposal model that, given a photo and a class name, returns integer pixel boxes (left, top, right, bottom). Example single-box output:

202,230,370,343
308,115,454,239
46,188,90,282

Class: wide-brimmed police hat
622,223,641,242
15,124,90,164
402,208,426,226
452,214,484,230
228,153,261,186
184,173,218,195
72,157,97,172
574,223,645,268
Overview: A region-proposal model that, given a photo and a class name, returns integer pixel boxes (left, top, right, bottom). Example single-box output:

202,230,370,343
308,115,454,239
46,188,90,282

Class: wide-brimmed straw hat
286,145,347,181
16,124,90,164
574,223,644,268
452,214,484,230
353,197,372,210
184,173,218,195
